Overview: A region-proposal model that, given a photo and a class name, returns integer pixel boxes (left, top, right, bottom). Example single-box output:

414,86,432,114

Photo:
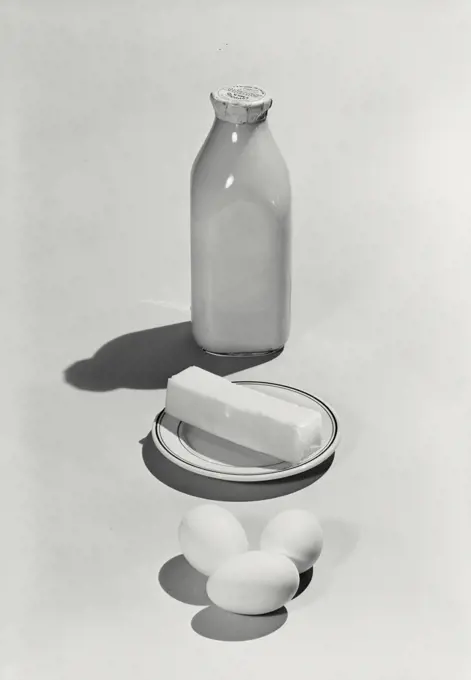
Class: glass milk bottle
190,84,291,356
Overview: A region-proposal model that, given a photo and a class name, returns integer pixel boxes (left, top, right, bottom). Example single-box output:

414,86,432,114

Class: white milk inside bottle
190,84,291,356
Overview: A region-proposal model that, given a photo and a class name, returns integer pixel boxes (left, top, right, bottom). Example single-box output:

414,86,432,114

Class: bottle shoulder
191,124,290,209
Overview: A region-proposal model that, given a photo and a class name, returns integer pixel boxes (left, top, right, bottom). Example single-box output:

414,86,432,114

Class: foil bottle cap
210,85,273,124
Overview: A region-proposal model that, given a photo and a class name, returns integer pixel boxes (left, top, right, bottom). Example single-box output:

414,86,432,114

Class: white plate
151,381,340,482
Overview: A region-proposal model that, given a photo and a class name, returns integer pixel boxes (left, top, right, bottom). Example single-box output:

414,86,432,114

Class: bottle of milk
190,84,291,356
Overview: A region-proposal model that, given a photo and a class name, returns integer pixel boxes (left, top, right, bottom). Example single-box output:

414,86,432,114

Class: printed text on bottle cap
216,85,267,104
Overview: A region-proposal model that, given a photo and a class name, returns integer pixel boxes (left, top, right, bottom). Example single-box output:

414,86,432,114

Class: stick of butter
165,366,322,463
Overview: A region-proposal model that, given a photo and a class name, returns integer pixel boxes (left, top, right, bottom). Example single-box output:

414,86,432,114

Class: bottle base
200,346,284,358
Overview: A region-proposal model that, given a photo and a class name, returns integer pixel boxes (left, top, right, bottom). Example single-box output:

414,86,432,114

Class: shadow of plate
142,432,335,502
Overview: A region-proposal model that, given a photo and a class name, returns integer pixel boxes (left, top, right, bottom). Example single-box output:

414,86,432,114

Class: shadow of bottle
65,317,337,501
64,321,282,391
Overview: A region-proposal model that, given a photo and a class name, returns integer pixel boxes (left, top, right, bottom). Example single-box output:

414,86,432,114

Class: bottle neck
211,117,269,148
213,116,268,131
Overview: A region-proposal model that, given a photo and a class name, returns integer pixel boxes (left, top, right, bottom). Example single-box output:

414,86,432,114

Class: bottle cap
210,85,273,124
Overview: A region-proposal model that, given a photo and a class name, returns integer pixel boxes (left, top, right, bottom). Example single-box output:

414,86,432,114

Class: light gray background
1,1,471,678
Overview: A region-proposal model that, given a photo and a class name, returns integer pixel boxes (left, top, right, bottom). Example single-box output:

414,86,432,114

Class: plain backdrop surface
1,1,471,678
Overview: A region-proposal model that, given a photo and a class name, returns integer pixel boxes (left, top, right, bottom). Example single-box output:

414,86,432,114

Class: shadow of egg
292,567,314,599
191,605,288,642
158,554,211,607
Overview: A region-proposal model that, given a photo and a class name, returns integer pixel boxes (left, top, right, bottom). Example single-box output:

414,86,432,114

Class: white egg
178,504,248,576
207,550,300,615
260,509,323,573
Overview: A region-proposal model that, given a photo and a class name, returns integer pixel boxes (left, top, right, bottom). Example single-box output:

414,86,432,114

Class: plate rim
150,380,340,482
